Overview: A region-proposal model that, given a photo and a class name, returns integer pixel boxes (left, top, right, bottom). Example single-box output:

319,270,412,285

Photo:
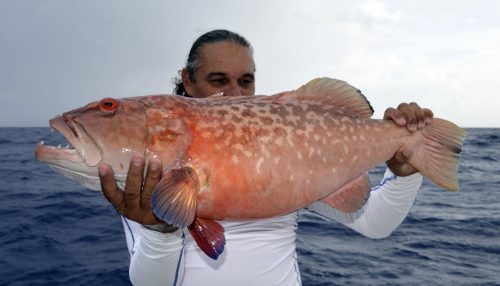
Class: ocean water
0,127,499,285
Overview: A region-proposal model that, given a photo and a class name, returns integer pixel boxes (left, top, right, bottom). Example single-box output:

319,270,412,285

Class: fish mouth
35,115,102,167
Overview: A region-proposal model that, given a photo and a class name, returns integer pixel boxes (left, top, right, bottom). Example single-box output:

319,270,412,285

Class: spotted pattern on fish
36,78,466,225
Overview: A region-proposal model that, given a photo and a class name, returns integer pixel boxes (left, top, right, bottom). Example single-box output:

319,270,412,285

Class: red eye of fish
99,98,118,113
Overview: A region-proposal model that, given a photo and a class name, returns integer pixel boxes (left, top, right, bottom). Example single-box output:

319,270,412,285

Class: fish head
35,97,151,190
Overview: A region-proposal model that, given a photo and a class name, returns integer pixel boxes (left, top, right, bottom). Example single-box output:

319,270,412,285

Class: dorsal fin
268,78,374,118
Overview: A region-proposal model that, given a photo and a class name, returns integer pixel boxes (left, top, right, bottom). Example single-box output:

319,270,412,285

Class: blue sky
1,0,499,127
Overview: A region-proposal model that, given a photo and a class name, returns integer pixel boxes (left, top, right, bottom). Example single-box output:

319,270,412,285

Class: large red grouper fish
35,78,466,259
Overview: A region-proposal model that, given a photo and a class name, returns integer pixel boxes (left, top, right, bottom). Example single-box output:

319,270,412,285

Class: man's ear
181,68,194,96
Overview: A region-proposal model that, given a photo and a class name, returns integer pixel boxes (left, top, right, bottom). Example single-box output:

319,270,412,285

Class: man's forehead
205,71,255,78
198,43,254,69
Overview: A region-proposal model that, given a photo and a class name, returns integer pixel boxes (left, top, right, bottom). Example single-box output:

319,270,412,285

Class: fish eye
99,98,119,113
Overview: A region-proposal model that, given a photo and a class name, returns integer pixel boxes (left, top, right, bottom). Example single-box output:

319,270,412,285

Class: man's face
183,41,256,98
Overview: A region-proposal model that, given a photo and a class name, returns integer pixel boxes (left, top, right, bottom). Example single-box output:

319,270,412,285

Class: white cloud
358,0,402,22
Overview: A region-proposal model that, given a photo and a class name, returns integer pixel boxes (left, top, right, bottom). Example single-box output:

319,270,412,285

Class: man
99,29,432,285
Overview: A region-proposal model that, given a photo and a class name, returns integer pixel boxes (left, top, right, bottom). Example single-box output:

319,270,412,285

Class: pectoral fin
152,167,227,260
151,167,199,228
321,173,371,213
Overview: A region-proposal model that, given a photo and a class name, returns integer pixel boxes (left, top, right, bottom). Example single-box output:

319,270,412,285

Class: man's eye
211,78,226,85
239,78,254,87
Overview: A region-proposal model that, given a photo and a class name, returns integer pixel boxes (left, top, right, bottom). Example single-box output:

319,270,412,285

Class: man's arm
306,102,433,237
99,156,184,285
123,218,185,286
306,169,422,238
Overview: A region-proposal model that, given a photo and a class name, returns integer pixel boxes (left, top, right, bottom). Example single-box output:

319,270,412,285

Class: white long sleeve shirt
123,169,422,286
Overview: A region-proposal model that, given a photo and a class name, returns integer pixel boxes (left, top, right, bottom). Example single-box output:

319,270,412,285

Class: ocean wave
2,127,500,286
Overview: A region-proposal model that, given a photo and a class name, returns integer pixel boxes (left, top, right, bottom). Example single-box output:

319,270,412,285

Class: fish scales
35,77,466,260
166,97,404,220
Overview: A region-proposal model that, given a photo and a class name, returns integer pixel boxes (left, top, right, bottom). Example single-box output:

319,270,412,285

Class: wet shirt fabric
124,169,422,286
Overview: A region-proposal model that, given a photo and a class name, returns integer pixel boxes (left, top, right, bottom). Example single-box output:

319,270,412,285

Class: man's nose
223,82,242,97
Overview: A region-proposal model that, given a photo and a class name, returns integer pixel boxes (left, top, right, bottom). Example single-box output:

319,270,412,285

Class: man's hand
384,102,434,176
99,155,162,225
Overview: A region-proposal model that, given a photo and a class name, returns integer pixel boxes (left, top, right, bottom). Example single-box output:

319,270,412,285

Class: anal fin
321,173,371,213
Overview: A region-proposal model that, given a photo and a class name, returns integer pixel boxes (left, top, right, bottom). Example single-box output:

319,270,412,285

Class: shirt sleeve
305,168,423,238
123,218,185,286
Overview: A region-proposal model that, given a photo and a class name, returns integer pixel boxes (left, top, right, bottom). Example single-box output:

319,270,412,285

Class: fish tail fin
409,118,466,191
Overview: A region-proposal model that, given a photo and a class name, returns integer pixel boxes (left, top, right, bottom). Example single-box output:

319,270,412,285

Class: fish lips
36,116,102,167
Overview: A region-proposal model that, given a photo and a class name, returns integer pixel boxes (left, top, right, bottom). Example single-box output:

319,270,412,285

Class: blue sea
0,127,499,285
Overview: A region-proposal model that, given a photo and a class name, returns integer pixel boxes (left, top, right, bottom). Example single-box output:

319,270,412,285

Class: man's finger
99,163,125,213
423,108,434,124
383,107,406,125
409,102,425,130
397,103,418,132
124,155,145,212
141,157,162,210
